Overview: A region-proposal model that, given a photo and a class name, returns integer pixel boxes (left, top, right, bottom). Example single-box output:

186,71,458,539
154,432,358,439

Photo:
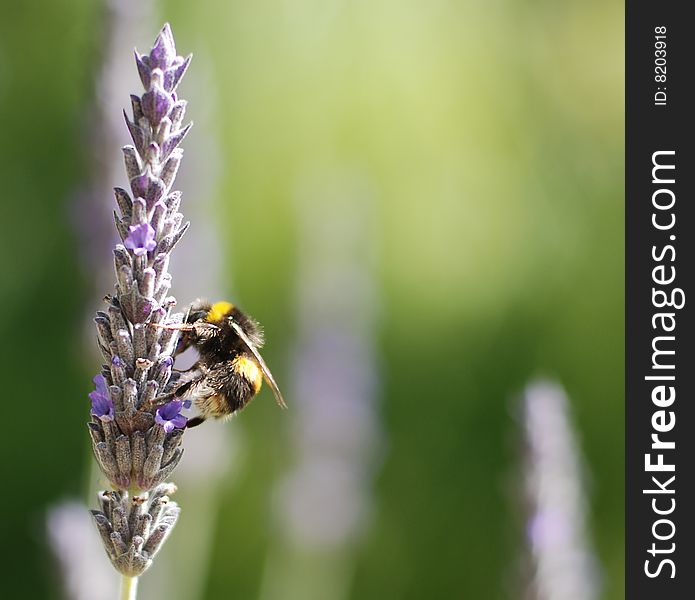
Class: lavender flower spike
87,23,193,585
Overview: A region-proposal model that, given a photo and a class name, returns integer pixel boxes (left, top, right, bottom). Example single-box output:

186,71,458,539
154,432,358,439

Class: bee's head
186,308,208,324
204,301,235,324
181,299,263,347
172,300,228,355
185,299,235,324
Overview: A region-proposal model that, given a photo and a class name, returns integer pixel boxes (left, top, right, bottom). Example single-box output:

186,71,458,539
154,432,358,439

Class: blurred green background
0,0,623,598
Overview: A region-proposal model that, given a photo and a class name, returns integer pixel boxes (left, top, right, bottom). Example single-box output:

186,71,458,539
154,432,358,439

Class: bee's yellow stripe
232,355,262,393
206,301,234,323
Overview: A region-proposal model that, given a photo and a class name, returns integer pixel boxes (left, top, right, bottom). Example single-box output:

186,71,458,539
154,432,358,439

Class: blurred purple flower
521,380,600,600
89,375,114,423
155,400,187,433
272,171,382,557
124,222,156,255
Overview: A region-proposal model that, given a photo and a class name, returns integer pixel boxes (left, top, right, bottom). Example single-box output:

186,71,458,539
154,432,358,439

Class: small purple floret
142,87,173,126
89,375,114,422
130,172,165,208
149,26,175,70
124,223,157,256
155,400,187,433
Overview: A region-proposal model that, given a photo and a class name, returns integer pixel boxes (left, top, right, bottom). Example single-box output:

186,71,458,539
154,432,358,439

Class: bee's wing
228,319,288,409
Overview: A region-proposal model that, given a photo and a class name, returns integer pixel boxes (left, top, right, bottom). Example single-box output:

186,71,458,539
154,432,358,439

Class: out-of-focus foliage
0,0,622,598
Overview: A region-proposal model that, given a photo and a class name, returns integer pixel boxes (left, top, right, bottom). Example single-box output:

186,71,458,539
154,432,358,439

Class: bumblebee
154,299,287,427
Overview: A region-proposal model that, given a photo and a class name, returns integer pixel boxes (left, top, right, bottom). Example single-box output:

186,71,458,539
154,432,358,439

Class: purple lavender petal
89,375,114,422
170,414,187,429
124,223,156,256
158,419,175,434
155,400,187,433
95,374,109,397
159,399,182,419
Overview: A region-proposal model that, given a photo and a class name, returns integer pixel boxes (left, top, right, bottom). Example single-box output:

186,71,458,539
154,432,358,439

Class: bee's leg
137,390,176,412
171,378,196,397
173,364,201,374
138,375,201,412
185,416,206,428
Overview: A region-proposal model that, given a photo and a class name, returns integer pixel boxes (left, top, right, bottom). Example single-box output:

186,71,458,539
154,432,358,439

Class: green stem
120,575,138,600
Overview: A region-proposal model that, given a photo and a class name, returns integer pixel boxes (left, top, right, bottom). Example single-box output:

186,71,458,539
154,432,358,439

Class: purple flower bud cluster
87,24,192,579
91,484,181,577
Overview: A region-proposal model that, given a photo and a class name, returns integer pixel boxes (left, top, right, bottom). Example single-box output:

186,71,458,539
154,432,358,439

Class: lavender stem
120,575,138,600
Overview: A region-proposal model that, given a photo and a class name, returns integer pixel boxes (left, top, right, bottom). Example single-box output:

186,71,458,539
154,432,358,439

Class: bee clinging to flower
151,299,287,427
